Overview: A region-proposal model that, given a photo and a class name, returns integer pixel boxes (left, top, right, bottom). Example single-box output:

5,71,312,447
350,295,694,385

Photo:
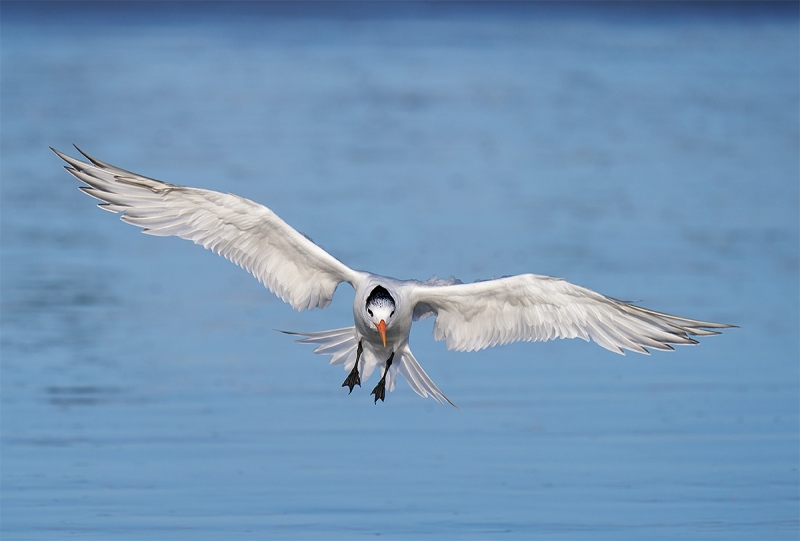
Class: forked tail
280,327,360,369
280,327,457,408
396,345,457,408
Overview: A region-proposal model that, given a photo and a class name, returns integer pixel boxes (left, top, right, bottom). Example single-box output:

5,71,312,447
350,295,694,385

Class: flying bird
53,147,732,408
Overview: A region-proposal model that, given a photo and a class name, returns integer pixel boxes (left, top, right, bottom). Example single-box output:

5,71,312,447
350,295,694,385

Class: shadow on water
45,386,124,407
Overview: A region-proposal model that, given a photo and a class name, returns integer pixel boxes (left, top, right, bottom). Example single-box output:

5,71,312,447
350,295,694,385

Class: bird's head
366,285,395,347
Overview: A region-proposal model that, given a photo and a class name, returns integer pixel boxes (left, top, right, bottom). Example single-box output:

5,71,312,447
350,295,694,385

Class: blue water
1,3,798,539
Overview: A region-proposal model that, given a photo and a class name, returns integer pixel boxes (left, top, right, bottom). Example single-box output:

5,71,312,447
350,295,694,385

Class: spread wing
53,147,366,311
410,274,732,354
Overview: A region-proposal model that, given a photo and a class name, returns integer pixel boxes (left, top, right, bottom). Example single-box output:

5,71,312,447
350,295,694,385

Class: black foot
370,353,394,404
371,378,386,403
342,364,361,394
342,340,363,394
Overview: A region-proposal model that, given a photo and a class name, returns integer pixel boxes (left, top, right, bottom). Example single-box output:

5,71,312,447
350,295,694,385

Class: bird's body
54,147,733,407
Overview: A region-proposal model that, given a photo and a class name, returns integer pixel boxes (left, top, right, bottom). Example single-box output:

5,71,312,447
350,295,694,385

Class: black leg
371,352,395,404
342,341,363,394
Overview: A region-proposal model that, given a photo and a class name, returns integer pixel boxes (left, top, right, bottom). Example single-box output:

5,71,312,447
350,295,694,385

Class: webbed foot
342,364,361,393
370,352,394,404
371,378,386,403
342,340,363,395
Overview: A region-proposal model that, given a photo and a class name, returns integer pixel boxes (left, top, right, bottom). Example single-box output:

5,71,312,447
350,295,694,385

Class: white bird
53,147,732,408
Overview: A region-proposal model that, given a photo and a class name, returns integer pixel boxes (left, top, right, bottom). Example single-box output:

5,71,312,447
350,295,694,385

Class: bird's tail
281,327,457,408
397,346,458,409
279,327,360,371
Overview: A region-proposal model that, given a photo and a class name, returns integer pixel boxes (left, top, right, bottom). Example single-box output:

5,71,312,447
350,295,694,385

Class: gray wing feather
411,274,732,354
54,147,365,311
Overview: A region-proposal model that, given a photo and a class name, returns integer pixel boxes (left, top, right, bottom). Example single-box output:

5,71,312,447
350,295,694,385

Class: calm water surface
1,3,798,540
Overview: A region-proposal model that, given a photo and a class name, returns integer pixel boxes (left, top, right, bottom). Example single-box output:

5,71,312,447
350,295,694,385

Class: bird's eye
368,309,373,317
390,310,395,317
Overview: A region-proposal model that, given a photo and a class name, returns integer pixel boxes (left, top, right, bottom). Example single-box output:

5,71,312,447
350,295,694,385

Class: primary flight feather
53,147,732,408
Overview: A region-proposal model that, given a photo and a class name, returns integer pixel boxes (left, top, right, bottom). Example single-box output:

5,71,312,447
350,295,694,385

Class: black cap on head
366,285,394,309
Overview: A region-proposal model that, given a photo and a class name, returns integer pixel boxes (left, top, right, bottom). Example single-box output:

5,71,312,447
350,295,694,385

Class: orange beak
373,320,387,347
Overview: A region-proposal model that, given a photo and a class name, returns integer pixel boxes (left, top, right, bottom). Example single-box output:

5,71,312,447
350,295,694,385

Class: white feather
54,147,366,312
411,274,730,354
54,148,733,408
284,328,456,407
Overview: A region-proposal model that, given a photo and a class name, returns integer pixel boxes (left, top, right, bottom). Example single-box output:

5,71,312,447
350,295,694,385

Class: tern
53,147,732,407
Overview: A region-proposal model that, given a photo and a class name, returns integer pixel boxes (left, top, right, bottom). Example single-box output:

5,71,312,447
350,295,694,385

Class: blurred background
1,2,797,539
